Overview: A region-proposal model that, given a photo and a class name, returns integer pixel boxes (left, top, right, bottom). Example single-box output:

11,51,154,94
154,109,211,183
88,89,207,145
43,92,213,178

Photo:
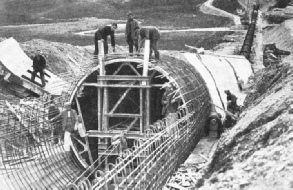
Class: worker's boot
31,71,37,82
155,51,160,60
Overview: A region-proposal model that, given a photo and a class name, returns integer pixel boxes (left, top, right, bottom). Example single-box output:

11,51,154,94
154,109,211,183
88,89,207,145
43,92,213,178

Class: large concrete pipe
0,53,212,190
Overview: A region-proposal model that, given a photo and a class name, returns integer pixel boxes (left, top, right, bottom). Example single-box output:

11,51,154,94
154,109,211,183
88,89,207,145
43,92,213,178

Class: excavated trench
64,54,213,189
0,52,214,189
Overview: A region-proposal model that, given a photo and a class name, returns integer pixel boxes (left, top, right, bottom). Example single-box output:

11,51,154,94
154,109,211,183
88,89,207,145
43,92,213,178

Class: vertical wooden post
102,88,109,131
143,40,150,78
97,40,105,166
145,81,150,130
97,40,105,132
75,95,94,165
98,40,104,60
142,40,150,132
140,88,143,133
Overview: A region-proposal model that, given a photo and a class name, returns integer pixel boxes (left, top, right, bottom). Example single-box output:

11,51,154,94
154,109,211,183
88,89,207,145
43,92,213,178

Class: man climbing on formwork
125,11,140,54
31,50,46,87
135,26,161,60
94,23,118,55
224,90,240,128
50,102,78,155
161,83,181,118
205,106,223,139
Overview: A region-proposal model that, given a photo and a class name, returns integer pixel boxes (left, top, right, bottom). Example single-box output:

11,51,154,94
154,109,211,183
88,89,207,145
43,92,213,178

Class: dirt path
76,26,245,37
200,0,241,25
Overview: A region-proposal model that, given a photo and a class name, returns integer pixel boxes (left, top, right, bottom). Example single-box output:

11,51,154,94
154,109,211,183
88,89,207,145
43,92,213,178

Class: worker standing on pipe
135,26,161,60
50,102,78,155
94,23,118,55
125,11,140,54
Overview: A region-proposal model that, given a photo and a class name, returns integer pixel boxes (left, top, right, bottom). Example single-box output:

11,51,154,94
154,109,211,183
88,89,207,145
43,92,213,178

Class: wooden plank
26,70,49,82
21,75,43,87
143,40,150,78
82,83,151,88
198,153,209,162
87,130,147,139
126,118,139,132
108,85,133,114
75,95,94,165
167,183,187,190
97,75,149,81
140,88,143,133
27,69,51,78
145,83,150,131
104,113,142,118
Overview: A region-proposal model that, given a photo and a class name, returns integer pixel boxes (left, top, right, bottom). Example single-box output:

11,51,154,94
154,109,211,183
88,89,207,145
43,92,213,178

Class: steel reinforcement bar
67,55,212,189
68,100,209,189
0,62,95,189
0,53,212,189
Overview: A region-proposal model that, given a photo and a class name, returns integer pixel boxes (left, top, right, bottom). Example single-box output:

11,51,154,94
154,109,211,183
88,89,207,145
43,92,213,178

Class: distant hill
0,0,231,28
0,0,115,25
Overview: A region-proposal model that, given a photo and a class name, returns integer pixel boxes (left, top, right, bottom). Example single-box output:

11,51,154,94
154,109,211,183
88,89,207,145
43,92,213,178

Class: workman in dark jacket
125,11,140,54
161,83,180,117
135,26,161,60
31,50,46,87
224,90,238,109
224,90,240,128
205,106,223,139
94,23,117,55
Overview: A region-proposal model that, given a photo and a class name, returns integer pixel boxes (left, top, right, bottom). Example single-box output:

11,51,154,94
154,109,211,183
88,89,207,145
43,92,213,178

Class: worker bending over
135,26,161,60
94,23,117,55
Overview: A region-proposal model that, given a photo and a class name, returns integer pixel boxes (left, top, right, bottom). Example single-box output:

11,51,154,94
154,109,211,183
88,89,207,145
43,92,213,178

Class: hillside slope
201,62,293,189
199,1,293,188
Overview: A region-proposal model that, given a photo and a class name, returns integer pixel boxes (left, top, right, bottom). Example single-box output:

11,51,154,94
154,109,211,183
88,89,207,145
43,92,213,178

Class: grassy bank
0,0,235,51
212,0,243,14
0,0,231,28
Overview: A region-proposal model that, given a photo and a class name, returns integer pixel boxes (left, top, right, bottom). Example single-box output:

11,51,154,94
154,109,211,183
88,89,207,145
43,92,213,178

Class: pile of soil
20,39,95,76
20,39,127,76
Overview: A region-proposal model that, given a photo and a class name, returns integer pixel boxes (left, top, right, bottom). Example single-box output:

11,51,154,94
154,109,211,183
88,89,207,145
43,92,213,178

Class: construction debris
166,164,204,190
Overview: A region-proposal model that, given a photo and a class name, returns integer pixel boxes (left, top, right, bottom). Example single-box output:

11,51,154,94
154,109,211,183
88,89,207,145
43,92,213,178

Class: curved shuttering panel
0,54,212,189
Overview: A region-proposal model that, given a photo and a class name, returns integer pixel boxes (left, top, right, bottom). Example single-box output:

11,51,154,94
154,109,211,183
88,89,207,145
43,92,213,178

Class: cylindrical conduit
240,5,259,59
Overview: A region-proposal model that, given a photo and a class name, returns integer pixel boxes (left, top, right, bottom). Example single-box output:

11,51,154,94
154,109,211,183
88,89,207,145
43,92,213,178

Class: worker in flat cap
50,102,78,154
125,11,140,55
